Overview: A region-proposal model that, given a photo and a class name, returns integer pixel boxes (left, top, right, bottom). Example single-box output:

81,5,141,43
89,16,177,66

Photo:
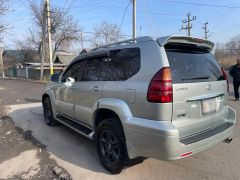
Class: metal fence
5,67,63,80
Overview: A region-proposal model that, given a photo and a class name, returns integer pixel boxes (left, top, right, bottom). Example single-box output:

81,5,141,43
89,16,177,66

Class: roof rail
91,36,153,52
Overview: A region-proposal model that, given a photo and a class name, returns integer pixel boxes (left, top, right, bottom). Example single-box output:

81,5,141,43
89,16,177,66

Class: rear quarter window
165,43,224,84
105,48,141,81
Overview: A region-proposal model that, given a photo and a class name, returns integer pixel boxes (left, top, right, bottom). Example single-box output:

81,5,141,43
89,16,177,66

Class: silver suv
42,36,236,174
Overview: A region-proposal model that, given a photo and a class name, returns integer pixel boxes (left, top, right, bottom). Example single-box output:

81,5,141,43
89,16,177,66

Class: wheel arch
92,98,133,131
94,108,122,129
92,99,141,161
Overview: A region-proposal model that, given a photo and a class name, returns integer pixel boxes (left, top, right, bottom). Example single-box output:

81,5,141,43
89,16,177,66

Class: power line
140,0,157,37
117,1,131,37
159,0,240,9
63,0,74,11
63,1,184,16
142,0,158,37
79,31,131,38
138,0,151,36
211,17,240,37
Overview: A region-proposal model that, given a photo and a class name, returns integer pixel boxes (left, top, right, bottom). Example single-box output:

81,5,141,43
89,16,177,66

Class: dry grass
217,56,237,69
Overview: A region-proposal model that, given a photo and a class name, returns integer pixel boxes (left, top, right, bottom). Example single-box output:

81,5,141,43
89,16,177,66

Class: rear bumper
123,106,236,160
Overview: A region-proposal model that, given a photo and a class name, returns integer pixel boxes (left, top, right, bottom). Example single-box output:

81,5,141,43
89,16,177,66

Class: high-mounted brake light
147,67,173,103
221,68,229,92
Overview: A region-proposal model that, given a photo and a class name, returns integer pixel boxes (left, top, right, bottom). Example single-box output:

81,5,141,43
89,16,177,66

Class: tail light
147,67,173,103
221,68,229,92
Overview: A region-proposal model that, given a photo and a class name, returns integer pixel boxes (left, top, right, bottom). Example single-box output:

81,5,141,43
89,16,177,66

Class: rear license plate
202,98,216,114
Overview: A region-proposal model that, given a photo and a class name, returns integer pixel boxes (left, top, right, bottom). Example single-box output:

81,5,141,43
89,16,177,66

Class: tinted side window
74,61,86,81
105,48,140,81
62,64,78,82
61,60,85,82
82,57,108,81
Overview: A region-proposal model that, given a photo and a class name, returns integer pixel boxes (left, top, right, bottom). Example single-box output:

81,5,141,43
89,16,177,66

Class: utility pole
40,2,47,80
133,0,136,39
0,47,4,78
140,26,142,37
46,0,53,76
181,13,196,36
203,22,209,40
80,32,84,50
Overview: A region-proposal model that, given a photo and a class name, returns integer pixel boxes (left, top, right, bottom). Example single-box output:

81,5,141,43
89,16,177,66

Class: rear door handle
92,86,99,92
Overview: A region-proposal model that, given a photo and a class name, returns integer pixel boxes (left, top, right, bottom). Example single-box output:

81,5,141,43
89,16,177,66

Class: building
2,50,77,80
54,51,77,65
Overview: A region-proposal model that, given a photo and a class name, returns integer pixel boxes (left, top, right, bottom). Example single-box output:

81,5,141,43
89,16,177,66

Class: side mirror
64,77,75,87
66,77,75,83
50,73,59,82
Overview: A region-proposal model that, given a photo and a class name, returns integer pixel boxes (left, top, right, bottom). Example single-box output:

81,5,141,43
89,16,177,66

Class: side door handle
92,86,99,92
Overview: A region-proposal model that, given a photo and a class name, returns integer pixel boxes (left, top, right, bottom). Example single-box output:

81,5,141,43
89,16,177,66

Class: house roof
3,50,76,67
54,51,77,65
55,55,77,65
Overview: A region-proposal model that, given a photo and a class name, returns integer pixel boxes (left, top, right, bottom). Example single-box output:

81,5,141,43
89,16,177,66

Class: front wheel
43,97,58,126
96,118,127,174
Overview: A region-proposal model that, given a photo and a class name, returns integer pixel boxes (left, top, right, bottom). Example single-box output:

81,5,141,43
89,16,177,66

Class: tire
43,97,58,126
96,118,127,174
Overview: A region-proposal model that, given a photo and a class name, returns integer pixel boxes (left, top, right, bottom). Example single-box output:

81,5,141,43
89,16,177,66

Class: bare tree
15,29,40,62
226,35,240,57
15,1,82,80
90,21,123,48
50,8,82,54
0,0,10,77
28,1,83,59
214,35,240,69
214,42,226,60
0,0,10,37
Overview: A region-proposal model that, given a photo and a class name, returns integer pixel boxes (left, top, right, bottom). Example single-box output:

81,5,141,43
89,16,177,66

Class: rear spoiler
157,35,214,51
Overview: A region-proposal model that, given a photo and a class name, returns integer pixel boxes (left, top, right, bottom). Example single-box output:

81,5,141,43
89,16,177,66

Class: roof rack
91,36,153,52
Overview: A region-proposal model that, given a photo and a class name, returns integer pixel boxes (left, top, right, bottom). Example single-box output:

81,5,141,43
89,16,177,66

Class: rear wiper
182,76,210,81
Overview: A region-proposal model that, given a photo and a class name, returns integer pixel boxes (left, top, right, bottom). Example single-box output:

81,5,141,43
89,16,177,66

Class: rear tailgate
163,40,228,138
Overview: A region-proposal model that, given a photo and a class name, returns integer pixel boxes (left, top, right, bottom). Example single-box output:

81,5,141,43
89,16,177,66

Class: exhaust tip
223,138,233,144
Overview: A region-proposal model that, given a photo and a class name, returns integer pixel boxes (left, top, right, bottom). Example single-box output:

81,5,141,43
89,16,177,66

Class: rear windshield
165,43,224,84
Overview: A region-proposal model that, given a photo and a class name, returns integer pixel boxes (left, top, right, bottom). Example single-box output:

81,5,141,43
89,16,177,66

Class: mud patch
15,128,46,149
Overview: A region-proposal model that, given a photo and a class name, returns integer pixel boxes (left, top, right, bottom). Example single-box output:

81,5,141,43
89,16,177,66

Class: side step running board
56,114,94,140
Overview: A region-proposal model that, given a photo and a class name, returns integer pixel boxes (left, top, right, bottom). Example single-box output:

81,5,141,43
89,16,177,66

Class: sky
3,0,240,50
